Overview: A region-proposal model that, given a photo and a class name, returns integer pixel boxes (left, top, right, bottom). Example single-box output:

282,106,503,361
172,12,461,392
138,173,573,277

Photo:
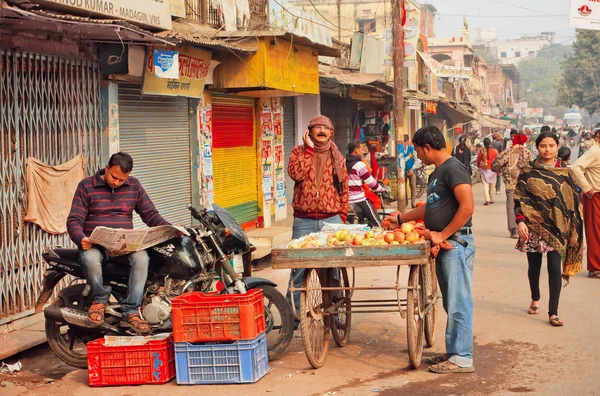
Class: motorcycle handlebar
186,204,204,221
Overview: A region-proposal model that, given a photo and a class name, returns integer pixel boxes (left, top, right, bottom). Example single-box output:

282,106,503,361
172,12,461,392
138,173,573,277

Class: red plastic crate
171,289,265,343
87,335,175,387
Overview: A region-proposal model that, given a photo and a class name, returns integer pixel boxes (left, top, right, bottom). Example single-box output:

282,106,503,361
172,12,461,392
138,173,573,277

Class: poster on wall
262,175,273,201
275,197,287,221
274,144,284,170
275,178,285,198
273,112,283,143
261,110,273,141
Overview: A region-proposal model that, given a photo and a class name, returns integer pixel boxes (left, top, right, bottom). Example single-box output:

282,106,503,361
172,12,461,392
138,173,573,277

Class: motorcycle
35,204,294,368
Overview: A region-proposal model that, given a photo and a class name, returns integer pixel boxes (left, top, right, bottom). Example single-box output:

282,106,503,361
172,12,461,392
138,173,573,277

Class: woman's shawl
514,160,584,276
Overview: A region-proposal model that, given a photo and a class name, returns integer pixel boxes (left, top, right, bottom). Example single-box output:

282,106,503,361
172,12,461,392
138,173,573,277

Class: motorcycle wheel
253,284,294,361
45,284,101,369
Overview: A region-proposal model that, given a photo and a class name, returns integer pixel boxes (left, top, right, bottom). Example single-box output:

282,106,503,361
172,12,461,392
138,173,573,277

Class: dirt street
2,186,599,396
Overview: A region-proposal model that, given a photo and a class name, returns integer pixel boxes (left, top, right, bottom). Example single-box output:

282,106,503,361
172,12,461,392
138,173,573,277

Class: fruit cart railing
271,242,438,369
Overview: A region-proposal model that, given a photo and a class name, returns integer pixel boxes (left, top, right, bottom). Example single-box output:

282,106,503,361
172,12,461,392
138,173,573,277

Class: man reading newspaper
67,152,171,334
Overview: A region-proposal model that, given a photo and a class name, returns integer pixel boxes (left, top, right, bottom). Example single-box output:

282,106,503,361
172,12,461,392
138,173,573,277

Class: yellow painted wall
213,39,319,95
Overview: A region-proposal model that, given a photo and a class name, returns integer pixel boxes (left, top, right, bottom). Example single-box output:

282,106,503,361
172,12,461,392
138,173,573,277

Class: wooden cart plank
271,243,430,269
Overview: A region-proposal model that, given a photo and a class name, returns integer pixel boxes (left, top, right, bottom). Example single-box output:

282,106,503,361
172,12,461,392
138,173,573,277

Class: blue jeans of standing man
286,215,343,326
80,247,150,315
435,233,475,368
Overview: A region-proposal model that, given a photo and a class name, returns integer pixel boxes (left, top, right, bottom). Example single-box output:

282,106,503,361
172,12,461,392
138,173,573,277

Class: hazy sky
428,0,575,43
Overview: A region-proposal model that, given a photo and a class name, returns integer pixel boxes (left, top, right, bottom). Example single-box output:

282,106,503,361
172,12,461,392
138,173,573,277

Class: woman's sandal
120,313,152,334
549,316,564,327
87,302,107,325
527,305,540,315
428,361,475,374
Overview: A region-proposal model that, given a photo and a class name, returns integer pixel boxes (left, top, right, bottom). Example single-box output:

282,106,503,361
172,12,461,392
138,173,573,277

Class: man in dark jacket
67,152,169,334
452,136,472,175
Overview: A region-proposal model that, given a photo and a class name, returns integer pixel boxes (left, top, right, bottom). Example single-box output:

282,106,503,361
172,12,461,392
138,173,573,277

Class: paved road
2,185,599,396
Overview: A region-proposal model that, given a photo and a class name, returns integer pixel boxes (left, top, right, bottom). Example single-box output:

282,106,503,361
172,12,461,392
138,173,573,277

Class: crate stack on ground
87,333,176,386
170,288,269,385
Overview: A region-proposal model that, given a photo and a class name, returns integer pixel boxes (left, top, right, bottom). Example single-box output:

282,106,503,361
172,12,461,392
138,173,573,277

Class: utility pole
337,0,342,41
392,0,406,212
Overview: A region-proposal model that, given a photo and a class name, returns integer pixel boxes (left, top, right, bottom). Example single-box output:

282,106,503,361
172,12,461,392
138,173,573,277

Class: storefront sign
425,101,437,115
480,104,491,115
31,0,172,30
170,0,186,18
408,100,420,111
143,46,211,98
569,0,600,30
154,50,179,79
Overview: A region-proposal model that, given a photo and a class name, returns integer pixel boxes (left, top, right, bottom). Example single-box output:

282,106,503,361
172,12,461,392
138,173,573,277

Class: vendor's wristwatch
396,213,402,225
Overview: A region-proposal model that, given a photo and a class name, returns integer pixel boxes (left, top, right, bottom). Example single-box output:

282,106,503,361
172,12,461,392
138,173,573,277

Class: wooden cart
271,242,438,369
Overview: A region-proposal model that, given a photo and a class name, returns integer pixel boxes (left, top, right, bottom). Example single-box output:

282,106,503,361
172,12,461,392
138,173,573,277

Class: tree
557,30,600,115
518,57,561,110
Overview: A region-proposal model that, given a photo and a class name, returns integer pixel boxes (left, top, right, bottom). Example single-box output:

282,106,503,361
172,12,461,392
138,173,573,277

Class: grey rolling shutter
118,86,192,227
283,97,296,203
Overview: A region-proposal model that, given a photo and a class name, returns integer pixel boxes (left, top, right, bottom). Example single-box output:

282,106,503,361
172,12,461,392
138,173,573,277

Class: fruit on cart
405,231,419,243
401,222,415,234
394,231,406,243
383,232,395,243
381,219,393,230
352,235,364,245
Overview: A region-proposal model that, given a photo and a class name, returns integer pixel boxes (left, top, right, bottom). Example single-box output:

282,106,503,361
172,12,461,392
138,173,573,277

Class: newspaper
89,225,189,256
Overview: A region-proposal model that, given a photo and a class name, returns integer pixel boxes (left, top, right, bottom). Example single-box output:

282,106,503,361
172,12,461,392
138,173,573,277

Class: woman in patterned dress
515,132,584,326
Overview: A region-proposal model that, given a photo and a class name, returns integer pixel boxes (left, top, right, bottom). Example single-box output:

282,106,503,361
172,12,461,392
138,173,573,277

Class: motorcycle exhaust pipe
44,305,122,333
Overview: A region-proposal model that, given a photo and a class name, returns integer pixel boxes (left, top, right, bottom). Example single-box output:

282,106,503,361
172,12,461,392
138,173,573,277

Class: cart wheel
423,258,438,348
300,268,331,369
406,265,424,368
328,268,352,347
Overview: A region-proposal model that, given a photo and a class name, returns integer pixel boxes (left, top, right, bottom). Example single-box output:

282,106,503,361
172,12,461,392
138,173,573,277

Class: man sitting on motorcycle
346,140,386,227
67,152,170,334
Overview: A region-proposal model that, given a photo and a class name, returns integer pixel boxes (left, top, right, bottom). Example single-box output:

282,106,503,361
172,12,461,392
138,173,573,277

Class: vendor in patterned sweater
67,152,170,334
286,115,349,321
346,140,385,227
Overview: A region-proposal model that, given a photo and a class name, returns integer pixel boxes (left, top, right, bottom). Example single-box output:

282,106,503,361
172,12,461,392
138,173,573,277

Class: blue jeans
435,234,475,367
80,248,150,315
286,215,342,325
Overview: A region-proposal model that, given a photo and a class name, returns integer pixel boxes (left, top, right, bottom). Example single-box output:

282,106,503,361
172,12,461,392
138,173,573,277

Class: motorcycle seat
53,248,80,261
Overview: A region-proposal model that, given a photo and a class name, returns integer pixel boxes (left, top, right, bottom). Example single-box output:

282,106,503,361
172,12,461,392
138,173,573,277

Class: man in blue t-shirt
401,134,418,208
388,126,475,374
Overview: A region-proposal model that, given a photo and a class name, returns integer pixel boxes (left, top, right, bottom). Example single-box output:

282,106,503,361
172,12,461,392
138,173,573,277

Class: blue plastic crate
174,332,268,384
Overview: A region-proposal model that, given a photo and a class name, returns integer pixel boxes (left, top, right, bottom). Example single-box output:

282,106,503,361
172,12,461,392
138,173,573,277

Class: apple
364,231,375,239
405,231,419,243
389,241,400,245
401,223,415,234
303,241,315,248
352,235,364,245
343,234,353,242
394,232,405,243
377,240,388,245
384,232,395,243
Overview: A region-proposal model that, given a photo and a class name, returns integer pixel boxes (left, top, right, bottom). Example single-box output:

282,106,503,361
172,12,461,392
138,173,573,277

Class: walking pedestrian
491,132,534,239
492,133,504,194
476,138,498,205
286,115,349,322
346,140,384,227
452,136,472,175
571,129,600,278
387,125,475,373
514,132,584,326
401,134,418,208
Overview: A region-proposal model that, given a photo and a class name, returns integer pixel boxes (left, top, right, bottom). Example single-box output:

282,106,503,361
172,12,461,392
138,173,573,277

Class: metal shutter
282,97,296,202
321,95,352,152
118,86,192,227
211,94,258,228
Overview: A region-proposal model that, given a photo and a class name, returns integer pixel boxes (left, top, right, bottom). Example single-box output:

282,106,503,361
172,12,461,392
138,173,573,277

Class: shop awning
216,30,341,58
480,116,511,128
438,102,476,127
319,65,383,86
0,2,176,45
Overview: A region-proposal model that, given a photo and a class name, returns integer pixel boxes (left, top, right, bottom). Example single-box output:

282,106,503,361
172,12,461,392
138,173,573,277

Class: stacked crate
170,289,269,384
87,333,176,387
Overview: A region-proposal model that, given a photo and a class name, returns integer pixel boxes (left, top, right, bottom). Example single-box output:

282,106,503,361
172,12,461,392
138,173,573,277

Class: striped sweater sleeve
356,162,383,192
67,181,89,247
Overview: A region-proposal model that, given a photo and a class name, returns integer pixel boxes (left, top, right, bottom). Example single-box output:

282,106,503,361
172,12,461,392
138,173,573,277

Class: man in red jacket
286,115,349,321
67,152,169,334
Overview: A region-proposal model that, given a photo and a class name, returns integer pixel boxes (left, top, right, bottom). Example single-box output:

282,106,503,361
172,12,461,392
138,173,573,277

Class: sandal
120,313,152,334
588,271,600,279
549,316,564,327
427,354,449,364
527,305,540,315
428,361,475,374
87,302,107,325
